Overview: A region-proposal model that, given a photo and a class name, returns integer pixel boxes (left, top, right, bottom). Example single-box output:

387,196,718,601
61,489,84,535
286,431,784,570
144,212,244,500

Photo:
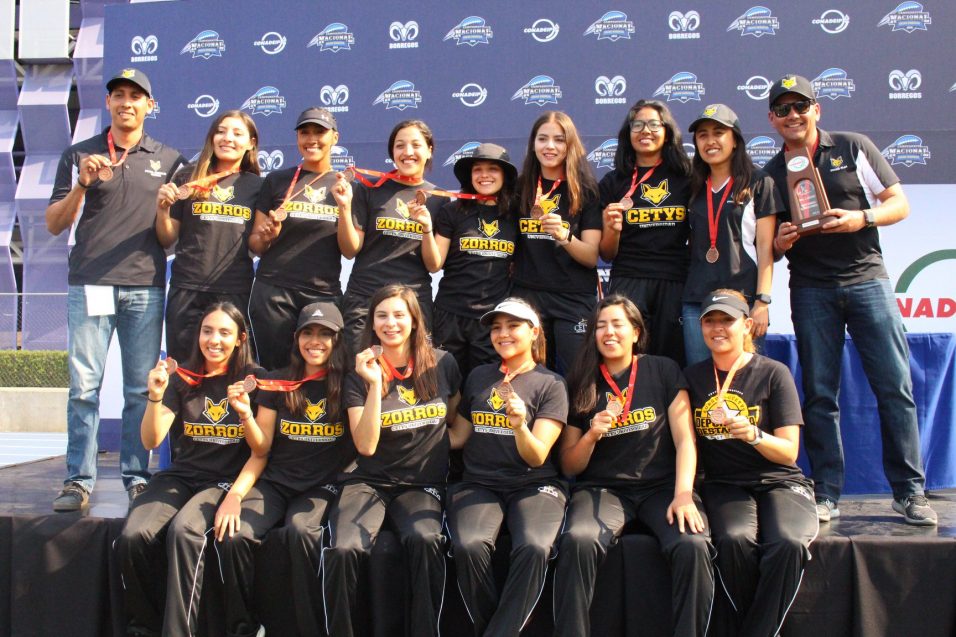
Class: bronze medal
98,166,114,182
370,345,383,358
708,405,726,425
705,247,719,264
176,185,192,200
496,381,514,401
272,206,288,222
619,196,633,210
531,204,544,219
164,357,178,374
415,189,428,206
242,375,258,394
605,398,624,419
340,167,355,182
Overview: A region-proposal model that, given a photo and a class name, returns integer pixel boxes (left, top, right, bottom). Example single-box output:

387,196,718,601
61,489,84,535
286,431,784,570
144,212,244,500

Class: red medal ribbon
181,168,240,196
499,359,536,384
706,176,735,255
535,175,563,207
278,168,333,210
249,368,328,392
418,186,496,203
347,167,423,188
106,131,129,169
622,160,662,201
172,366,225,388
379,355,414,382
277,164,303,210
599,355,639,421
712,352,749,418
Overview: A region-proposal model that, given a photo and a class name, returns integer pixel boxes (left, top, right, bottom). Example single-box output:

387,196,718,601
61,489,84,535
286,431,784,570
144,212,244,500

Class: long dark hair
459,161,517,219
388,119,434,172
284,326,351,422
517,111,598,216
360,284,438,401
183,301,254,389
188,110,260,199
613,99,691,177
689,126,754,205
566,295,648,418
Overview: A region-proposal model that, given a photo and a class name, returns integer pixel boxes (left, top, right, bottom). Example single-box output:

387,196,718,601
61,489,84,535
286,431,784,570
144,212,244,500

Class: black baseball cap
106,68,152,97
452,143,518,190
296,302,344,333
295,107,337,131
768,75,815,107
688,104,741,135
700,291,750,320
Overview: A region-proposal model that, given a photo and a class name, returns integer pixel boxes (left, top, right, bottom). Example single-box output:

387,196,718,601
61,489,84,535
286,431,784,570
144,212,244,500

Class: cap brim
700,303,748,319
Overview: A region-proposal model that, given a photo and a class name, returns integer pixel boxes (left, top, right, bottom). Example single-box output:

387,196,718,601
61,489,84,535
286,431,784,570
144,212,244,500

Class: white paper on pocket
84,285,116,317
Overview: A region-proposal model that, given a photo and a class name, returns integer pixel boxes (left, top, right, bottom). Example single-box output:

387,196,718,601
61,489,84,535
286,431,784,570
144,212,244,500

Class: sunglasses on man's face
771,99,815,118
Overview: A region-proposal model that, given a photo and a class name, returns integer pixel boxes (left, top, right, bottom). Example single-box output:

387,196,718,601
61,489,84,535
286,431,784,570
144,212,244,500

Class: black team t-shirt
434,199,518,318
347,179,447,297
254,368,357,492
684,354,806,486
567,355,686,489
343,349,461,486
159,366,262,484
598,164,691,281
254,167,343,295
169,169,262,293
513,179,603,295
458,363,568,489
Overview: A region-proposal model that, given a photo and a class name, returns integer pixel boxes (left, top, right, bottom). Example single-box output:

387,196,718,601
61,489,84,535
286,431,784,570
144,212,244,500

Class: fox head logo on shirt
304,184,327,204
212,184,235,203
479,218,500,238
640,180,670,206
304,398,327,423
537,195,560,216
395,198,411,219
487,387,506,411
606,389,628,406
203,397,229,423
397,385,419,406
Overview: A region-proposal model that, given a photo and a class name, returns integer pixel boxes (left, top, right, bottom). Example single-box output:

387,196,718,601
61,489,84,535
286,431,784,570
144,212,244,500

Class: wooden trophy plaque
784,146,834,236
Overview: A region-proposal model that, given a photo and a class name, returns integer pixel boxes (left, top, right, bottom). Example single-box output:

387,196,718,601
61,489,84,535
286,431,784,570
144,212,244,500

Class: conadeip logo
595,75,626,105
444,16,493,46
257,149,284,174
511,75,562,106
130,35,158,62
878,2,932,32
811,68,855,100
331,146,355,172
389,21,419,49
320,84,350,113
453,83,487,108
727,6,780,37
813,10,850,34
180,30,225,59
653,72,705,103
584,11,635,41
881,135,930,167
737,75,771,100
668,11,701,39
254,31,286,55
888,69,922,99
188,94,220,118
524,18,560,43
443,142,481,167
587,139,618,171
373,80,422,110
241,87,287,116
745,136,779,168
895,250,956,327
309,23,355,52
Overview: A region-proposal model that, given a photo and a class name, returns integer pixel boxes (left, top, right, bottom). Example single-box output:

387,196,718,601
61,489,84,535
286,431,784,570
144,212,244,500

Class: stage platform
2,454,955,637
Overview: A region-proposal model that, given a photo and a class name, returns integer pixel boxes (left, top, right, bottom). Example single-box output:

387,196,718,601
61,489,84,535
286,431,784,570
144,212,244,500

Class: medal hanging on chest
705,176,734,264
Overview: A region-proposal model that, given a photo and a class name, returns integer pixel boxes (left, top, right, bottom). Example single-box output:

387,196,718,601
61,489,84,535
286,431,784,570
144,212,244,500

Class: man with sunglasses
763,74,935,526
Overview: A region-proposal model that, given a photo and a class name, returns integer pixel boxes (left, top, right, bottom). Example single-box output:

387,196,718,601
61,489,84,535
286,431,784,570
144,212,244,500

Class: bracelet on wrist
147,396,162,403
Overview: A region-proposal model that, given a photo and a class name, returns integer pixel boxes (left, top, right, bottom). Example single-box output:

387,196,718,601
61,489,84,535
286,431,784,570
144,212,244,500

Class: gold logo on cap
703,105,718,117
782,76,797,89
122,69,136,79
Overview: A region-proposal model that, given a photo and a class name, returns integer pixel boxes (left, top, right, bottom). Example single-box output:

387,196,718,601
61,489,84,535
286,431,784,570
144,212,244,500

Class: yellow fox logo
149,160,162,172
397,385,418,406
203,397,229,423
487,388,506,412
396,198,411,219
537,195,560,216
606,389,628,405
640,180,670,206
212,184,235,202
479,218,500,238
830,157,844,168
304,184,327,204
304,398,326,422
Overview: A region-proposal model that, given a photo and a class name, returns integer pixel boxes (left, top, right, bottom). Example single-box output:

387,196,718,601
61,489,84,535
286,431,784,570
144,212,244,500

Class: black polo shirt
764,129,896,288
50,127,185,287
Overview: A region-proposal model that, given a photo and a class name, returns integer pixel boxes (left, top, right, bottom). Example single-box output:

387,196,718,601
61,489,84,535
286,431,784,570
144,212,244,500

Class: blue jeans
66,285,164,491
791,279,925,502
681,303,766,366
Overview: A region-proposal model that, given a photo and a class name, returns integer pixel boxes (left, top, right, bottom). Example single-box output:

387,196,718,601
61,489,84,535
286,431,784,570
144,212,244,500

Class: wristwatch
863,209,877,228
755,293,772,305
747,426,764,446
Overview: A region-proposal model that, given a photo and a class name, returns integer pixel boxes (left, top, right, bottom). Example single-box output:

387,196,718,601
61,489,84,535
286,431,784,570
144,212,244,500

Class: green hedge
0,350,69,388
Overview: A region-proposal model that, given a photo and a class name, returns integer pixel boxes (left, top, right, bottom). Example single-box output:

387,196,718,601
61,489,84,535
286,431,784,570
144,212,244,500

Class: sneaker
53,483,89,512
892,495,938,526
127,482,149,504
815,498,840,523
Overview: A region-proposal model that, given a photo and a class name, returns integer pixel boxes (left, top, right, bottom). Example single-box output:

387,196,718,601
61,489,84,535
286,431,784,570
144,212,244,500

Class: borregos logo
594,75,626,105
320,85,350,113
389,21,419,49
888,69,922,99
130,35,158,62
895,250,956,329
257,149,284,174
668,11,701,39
